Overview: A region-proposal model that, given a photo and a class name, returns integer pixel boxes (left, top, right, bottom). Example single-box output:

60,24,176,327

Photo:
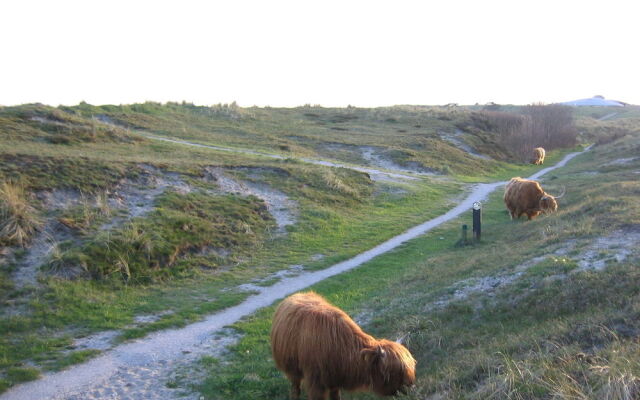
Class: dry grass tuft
321,170,359,197
0,182,42,246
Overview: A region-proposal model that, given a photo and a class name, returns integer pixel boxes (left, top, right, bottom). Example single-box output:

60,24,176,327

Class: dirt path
598,112,618,121
0,147,591,400
94,116,423,182
439,129,492,160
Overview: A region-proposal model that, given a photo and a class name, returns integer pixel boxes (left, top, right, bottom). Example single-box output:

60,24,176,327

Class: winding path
143,133,423,181
1,146,591,400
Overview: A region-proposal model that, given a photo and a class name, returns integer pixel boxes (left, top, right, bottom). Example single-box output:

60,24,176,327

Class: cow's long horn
396,334,408,345
554,185,566,199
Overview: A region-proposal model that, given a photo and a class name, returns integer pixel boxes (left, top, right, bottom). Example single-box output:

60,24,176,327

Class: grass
0,182,43,247
196,131,640,399
524,256,577,278
0,104,140,145
56,192,112,234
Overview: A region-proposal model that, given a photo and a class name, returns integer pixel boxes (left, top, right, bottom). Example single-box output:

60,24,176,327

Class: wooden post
472,202,482,241
461,224,468,244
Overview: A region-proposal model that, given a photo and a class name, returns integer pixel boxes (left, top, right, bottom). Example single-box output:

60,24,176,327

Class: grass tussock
57,192,112,233
0,181,42,246
320,169,361,197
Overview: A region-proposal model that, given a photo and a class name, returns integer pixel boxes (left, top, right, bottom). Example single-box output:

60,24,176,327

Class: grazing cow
531,147,546,165
504,177,563,220
271,292,416,400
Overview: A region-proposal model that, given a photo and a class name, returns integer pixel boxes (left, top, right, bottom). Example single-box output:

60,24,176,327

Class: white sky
1,0,639,107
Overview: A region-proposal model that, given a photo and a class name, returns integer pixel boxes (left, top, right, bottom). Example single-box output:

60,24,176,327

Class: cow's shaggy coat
271,292,416,400
532,147,546,165
504,177,558,220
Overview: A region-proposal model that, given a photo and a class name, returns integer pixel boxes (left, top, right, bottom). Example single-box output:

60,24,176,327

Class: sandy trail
598,112,618,121
146,133,420,182
1,147,590,400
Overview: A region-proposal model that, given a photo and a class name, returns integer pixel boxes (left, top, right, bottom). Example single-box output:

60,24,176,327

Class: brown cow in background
271,292,416,400
531,147,546,165
504,177,563,220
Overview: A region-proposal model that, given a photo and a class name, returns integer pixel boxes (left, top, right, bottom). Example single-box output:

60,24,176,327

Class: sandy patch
61,329,241,400
439,129,491,160
426,243,575,312
426,227,640,312
574,229,640,272
11,221,75,289
360,146,437,175
101,164,192,230
603,157,638,167
203,167,298,234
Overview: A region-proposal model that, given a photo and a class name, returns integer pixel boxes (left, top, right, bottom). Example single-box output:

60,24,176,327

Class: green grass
196,132,640,399
524,256,577,278
52,350,101,371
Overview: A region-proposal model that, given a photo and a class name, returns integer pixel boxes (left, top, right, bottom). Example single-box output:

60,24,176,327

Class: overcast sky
2,0,639,107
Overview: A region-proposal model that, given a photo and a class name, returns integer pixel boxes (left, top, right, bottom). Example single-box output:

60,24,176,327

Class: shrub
0,182,42,246
477,105,578,162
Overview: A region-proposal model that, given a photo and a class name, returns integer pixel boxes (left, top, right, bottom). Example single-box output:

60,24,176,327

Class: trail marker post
472,201,482,241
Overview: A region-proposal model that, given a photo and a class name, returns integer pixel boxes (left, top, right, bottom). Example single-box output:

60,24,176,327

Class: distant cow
504,177,564,220
531,147,546,165
271,292,416,400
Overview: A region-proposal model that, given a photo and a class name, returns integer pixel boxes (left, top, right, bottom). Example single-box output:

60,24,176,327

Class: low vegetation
55,192,275,283
0,182,42,247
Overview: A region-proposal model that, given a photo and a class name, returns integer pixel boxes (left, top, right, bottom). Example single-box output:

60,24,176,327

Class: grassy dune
1,102,637,396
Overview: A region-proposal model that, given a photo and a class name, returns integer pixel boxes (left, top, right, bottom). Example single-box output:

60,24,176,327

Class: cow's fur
271,292,416,400
531,147,546,165
504,177,558,220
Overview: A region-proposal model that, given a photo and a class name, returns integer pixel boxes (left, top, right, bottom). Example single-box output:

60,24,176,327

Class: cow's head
539,195,558,213
540,186,564,213
363,340,416,396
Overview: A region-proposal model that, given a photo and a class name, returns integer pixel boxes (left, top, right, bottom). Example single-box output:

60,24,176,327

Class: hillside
0,102,638,398
197,116,640,400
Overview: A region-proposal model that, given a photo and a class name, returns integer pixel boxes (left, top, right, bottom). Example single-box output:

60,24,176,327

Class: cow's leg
305,382,328,400
287,373,302,400
329,388,341,400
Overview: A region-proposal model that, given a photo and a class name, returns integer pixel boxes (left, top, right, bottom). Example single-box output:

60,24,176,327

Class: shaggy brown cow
531,147,546,165
271,292,416,400
504,177,563,220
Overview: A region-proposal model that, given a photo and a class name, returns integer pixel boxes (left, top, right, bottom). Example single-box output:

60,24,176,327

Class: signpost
472,201,482,241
